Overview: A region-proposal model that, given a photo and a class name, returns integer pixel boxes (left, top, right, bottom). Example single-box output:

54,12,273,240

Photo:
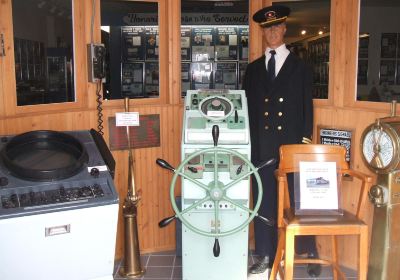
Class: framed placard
145,26,159,60
238,27,249,61
238,62,248,89
121,26,145,61
357,59,368,85
215,26,238,61
379,60,396,85
358,35,369,59
191,27,215,61
181,27,191,61
144,62,159,98
191,62,213,90
214,62,237,89
294,160,342,215
121,62,144,98
381,33,397,58
181,62,191,97
108,114,160,150
317,126,353,165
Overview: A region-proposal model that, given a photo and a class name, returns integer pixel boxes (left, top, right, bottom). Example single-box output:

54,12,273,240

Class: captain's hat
253,5,291,28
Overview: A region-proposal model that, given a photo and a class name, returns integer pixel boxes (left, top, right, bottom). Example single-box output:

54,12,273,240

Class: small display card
207,111,225,117
116,112,140,126
299,161,338,210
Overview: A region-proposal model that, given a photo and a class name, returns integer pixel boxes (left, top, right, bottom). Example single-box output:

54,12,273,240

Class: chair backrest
276,144,372,222
278,144,349,172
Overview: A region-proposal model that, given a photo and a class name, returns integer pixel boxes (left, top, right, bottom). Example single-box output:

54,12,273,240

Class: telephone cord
96,81,104,135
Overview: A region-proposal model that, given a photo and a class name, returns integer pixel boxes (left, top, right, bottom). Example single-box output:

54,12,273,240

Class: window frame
0,0,172,118
344,0,400,113
0,0,90,116
100,0,170,108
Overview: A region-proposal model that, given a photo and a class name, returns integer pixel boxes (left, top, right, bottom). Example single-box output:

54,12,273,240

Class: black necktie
267,50,276,82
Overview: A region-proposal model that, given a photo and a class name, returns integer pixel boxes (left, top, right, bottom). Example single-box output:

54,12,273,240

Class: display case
145,26,159,61
215,27,238,61
45,48,73,104
307,35,330,99
181,62,191,97
358,35,369,85
181,27,192,61
121,62,144,98
98,0,249,100
379,33,400,86
121,26,145,61
214,62,237,89
145,62,159,97
238,27,249,61
191,62,213,90
118,26,160,98
14,38,46,106
182,25,249,95
238,62,248,89
109,24,250,99
191,27,215,62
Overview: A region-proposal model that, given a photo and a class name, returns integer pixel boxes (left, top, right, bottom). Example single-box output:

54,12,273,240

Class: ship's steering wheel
157,125,275,257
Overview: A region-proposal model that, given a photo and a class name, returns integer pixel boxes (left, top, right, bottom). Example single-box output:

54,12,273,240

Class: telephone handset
87,43,106,83
87,43,106,135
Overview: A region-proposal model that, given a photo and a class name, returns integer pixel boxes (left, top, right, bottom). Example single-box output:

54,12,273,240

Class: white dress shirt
265,44,290,76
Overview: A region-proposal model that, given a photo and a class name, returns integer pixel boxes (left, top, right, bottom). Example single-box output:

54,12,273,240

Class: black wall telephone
87,43,106,83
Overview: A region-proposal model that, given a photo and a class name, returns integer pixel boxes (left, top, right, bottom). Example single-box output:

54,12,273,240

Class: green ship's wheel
169,147,264,238
157,125,275,257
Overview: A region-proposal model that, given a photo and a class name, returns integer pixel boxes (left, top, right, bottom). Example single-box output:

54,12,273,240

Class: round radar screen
199,96,234,121
0,130,88,181
361,121,400,173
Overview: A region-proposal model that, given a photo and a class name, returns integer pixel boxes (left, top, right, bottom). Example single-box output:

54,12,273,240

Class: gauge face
199,96,233,121
362,127,395,170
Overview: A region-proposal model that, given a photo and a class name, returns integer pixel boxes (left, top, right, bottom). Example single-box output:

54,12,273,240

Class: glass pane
273,0,331,99
357,0,400,102
100,1,159,100
180,1,249,97
12,0,74,106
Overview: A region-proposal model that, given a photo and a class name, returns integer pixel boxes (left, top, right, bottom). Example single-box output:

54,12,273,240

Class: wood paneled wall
0,0,393,268
0,0,183,260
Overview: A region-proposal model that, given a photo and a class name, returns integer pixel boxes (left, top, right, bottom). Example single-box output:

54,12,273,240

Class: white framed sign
297,161,339,213
115,112,140,127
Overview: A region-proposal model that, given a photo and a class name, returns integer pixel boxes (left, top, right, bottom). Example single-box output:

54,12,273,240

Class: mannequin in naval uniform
243,5,320,277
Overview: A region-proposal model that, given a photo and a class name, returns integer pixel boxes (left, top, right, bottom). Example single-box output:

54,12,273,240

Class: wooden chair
269,144,373,280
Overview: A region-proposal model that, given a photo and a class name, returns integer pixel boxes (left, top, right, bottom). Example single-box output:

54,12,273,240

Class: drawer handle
45,224,71,237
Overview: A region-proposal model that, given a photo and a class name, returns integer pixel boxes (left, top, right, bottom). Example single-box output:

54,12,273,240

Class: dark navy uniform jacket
242,51,315,258
243,52,313,164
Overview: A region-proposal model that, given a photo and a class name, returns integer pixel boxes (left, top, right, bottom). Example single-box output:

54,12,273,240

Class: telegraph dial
361,119,400,173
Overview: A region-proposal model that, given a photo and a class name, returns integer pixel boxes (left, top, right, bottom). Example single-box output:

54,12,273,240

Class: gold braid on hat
259,16,287,27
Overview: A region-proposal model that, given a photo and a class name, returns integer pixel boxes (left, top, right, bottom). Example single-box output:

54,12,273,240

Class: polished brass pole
119,97,145,278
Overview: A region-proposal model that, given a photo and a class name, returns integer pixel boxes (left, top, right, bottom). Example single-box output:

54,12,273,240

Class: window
356,0,400,103
273,0,331,99
12,0,75,106
100,0,159,100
